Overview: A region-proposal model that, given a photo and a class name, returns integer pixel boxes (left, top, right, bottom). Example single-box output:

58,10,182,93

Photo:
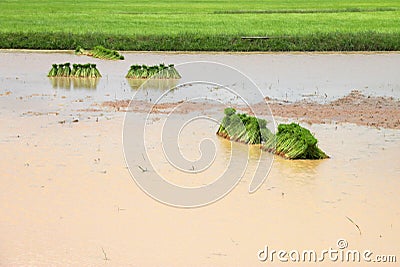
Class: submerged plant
217,108,328,160
125,63,181,79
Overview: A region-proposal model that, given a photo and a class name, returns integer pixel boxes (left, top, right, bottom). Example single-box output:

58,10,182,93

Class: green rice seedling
168,64,181,79
262,123,329,159
126,65,138,78
71,63,101,78
79,64,86,77
63,62,71,77
48,63,101,78
75,45,124,60
217,108,271,144
135,65,143,78
148,66,158,78
71,64,77,76
48,64,58,77
91,45,124,60
217,108,329,159
56,63,64,76
125,64,182,79
75,46,87,55
89,64,102,77
159,63,166,78
73,64,82,77
126,66,133,78
47,63,70,77
141,65,148,78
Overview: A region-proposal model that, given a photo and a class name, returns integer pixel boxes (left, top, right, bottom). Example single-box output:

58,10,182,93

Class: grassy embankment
0,0,399,51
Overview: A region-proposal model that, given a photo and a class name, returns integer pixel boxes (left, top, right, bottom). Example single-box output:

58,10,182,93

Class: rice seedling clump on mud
126,64,181,79
217,108,329,160
48,63,101,78
263,123,329,159
217,107,272,144
75,45,124,60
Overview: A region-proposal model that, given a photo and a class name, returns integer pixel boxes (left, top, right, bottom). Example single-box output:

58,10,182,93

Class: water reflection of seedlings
72,78,100,89
49,77,72,90
48,77,100,90
127,78,179,90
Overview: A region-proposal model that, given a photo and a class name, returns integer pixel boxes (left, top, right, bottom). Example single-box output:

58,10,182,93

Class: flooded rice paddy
0,51,399,266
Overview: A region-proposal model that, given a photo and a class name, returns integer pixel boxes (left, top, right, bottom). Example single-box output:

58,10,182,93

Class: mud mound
99,90,400,129
268,90,400,129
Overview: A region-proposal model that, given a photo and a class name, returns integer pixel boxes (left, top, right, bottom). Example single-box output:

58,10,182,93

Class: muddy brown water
1,51,400,103
0,51,399,266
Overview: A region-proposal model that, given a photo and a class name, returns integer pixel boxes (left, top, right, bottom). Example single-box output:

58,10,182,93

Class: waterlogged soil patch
265,90,400,129
0,91,12,96
98,99,216,114
98,90,400,129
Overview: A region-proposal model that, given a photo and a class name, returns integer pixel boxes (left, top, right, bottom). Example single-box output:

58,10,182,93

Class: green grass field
1,0,399,51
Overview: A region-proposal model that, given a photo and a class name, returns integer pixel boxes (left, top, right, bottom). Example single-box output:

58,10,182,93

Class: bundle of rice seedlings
157,64,167,79
75,46,87,55
48,63,101,78
89,64,101,77
48,64,58,77
71,64,78,76
56,63,65,76
263,123,329,159
216,108,272,144
125,64,181,79
140,65,149,78
48,63,71,77
64,62,72,77
75,45,124,60
126,65,140,79
217,108,329,160
168,64,181,79
72,64,102,78
91,46,124,60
